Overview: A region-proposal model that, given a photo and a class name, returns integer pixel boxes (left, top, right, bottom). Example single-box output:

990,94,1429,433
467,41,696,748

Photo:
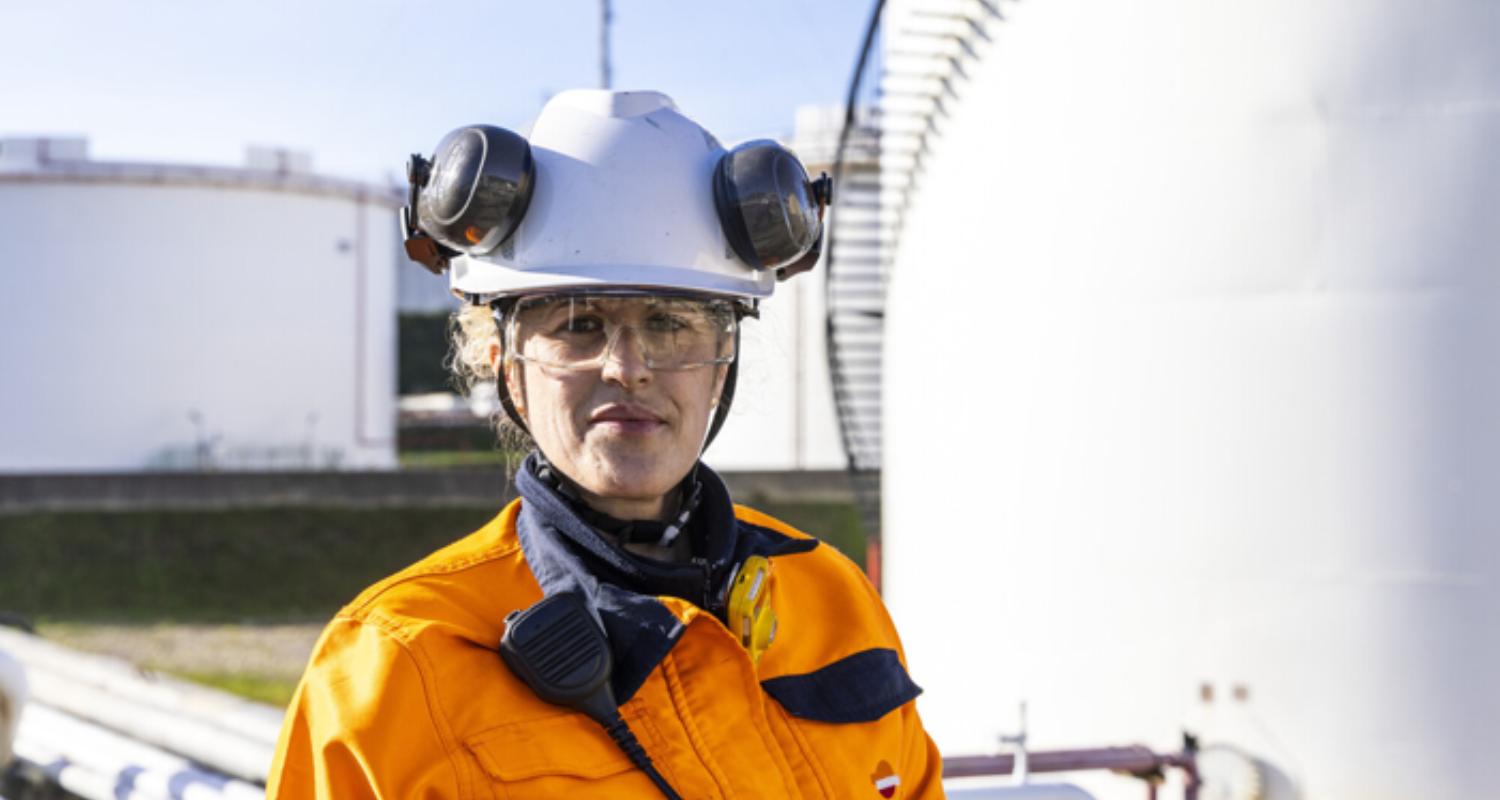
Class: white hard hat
400,89,830,304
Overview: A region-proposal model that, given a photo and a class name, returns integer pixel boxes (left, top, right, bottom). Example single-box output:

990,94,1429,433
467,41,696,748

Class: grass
397,449,508,469
0,507,504,623
0,501,864,624
171,670,301,707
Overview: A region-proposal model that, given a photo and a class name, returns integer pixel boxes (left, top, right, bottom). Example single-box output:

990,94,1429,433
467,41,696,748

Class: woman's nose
600,326,653,386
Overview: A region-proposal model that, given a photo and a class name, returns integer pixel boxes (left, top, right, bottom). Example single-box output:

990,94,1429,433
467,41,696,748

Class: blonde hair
448,303,532,453
449,303,500,389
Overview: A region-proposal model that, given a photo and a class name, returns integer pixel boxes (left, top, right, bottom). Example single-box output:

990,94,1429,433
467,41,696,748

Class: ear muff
402,125,536,274
712,141,830,274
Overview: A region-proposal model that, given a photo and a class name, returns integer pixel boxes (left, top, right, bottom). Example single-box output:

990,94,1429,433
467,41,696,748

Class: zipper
692,556,715,612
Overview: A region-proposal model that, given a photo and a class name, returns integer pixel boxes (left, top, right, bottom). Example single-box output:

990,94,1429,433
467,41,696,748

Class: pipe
0,629,278,783
0,647,24,768
943,745,1199,799
945,747,1167,778
14,703,263,800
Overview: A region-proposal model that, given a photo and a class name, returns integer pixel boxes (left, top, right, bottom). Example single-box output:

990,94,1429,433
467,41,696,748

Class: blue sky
2,0,873,183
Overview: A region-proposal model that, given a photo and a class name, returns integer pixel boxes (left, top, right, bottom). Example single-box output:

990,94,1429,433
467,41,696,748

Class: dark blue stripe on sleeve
761,648,922,724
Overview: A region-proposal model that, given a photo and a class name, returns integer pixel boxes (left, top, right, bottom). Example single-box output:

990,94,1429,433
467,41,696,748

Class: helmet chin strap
496,362,529,434
701,346,739,452
492,323,741,455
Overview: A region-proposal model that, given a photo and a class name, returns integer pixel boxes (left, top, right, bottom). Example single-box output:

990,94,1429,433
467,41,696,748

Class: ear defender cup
712,141,823,271
415,125,537,256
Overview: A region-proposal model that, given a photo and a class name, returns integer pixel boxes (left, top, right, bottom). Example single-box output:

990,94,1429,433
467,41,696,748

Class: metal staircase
825,0,1004,584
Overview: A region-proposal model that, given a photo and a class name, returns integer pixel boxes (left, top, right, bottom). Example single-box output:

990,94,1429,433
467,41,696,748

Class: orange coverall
267,485,942,799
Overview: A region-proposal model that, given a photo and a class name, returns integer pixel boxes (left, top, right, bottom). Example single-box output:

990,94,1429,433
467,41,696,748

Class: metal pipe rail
944,745,1202,800
12,704,263,800
0,629,279,784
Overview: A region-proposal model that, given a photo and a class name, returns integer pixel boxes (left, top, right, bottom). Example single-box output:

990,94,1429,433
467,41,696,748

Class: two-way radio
499,593,683,800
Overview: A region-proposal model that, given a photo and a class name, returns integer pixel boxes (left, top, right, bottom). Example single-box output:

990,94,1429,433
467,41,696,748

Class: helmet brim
449,256,774,304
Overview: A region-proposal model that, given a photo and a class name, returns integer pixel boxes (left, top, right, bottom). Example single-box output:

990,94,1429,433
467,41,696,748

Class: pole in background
599,0,613,89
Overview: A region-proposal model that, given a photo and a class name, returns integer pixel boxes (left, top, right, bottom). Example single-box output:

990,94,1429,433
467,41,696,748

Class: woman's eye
558,315,604,335
645,313,691,333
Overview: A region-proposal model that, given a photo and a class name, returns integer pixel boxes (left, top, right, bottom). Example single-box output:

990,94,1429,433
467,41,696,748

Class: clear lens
507,294,738,371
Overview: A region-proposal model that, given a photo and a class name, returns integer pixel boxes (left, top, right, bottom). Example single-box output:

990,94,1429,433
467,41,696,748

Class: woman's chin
588,472,675,503
577,456,683,505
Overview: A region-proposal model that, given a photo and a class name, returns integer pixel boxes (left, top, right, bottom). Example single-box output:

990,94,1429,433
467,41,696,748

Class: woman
268,90,942,799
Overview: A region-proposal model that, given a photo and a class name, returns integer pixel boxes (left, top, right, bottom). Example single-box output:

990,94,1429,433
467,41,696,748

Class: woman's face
502,295,730,520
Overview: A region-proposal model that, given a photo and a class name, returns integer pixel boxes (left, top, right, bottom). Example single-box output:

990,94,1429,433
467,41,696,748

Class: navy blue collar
512,452,818,702
539,457,704,547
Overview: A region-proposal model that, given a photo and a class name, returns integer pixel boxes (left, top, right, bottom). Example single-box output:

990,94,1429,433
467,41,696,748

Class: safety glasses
505,294,739,372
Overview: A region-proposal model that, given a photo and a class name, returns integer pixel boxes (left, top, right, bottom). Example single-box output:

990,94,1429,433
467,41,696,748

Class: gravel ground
39,622,326,681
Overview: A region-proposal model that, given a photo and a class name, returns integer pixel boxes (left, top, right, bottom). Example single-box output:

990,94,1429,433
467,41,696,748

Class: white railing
0,629,279,800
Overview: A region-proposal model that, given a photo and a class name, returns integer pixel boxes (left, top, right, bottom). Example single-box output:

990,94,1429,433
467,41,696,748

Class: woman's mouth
589,405,667,434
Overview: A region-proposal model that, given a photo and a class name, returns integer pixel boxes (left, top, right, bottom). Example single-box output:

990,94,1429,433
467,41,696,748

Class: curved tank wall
0,162,399,471
882,1,1500,798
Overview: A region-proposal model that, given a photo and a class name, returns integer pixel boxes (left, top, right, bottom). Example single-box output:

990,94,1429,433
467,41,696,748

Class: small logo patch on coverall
872,759,900,797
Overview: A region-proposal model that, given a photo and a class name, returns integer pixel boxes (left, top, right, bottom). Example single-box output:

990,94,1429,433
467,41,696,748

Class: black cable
604,716,683,800
499,594,684,800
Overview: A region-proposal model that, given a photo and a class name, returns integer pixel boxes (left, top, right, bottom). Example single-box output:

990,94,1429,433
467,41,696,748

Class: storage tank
878,1,1500,797
0,139,399,471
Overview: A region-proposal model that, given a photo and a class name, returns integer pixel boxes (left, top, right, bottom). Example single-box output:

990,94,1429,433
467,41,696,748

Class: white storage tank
0,139,399,471
879,1,1500,798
